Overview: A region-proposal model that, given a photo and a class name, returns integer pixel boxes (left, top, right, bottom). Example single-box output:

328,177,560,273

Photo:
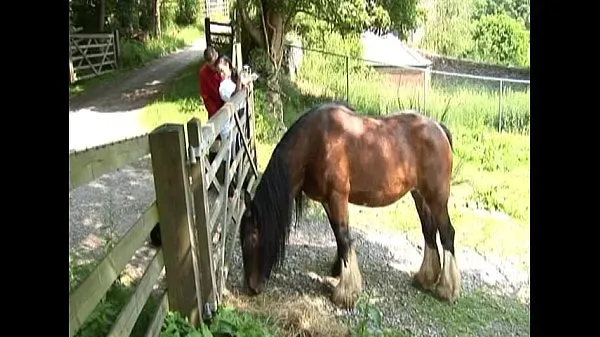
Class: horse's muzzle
246,277,266,295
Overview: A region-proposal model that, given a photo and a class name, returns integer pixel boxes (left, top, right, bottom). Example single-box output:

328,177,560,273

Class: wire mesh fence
286,45,530,134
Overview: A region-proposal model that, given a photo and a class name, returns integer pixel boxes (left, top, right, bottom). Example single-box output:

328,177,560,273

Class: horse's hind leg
410,191,441,291
429,198,461,301
323,192,363,308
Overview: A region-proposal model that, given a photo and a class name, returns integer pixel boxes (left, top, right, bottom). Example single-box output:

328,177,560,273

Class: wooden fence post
186,118,218,317
149,124,200,326
69,32,76,84
205,17,212,48
113,29,120,67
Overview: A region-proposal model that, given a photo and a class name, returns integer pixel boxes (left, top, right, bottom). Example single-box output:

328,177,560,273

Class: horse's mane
251,102,351,278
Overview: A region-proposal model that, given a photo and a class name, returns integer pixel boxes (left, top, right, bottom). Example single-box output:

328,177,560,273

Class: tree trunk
264,10,285,127
98,0,106,32
237,1,289,128
152,0,162,37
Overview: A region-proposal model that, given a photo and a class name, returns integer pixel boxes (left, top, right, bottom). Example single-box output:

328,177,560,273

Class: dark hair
216,55,239,83
203,46,219,64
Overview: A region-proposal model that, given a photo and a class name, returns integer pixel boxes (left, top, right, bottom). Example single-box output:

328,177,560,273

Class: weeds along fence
285,45,530,134
69,83,257,337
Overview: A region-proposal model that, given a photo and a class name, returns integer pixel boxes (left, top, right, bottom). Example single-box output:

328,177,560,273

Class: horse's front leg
322,193,363,308
322,202,342,278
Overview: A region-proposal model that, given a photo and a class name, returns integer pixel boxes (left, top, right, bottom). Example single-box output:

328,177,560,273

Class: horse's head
240,190,266,294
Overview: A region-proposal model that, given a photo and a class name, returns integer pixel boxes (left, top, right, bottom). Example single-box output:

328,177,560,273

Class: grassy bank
69,24,204,98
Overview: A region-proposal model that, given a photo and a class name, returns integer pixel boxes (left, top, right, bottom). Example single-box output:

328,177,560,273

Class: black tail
438,122,453,150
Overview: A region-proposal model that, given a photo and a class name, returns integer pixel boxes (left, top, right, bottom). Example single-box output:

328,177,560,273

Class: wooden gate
204,17,234,58
69,31,120,83
184,81,257,318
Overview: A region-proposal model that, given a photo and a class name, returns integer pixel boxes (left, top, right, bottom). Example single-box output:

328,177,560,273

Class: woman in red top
198,46,224,118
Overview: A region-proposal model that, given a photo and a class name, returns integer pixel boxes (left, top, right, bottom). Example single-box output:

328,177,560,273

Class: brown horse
240,102,460,308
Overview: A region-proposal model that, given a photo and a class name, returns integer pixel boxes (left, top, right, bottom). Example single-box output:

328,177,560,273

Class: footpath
69,38,206,151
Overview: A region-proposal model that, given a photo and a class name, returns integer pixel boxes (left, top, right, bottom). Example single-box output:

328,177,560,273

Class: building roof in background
361,32,432,68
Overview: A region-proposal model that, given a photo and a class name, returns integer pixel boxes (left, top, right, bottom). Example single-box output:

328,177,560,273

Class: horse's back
303,105,451,207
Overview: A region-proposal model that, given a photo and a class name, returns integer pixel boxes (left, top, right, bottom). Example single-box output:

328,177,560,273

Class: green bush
176,0,201,26
470,13,529,67
294,14,363,59
474,0,530,29
420,0,478,57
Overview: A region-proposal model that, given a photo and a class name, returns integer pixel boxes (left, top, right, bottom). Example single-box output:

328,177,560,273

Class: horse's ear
243,190,252,211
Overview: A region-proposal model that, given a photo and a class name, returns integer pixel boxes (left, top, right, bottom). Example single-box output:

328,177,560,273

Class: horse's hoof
433,251,460,302
434,282,459,303
411,272,438,292
411,274,428,292
331,284,359,309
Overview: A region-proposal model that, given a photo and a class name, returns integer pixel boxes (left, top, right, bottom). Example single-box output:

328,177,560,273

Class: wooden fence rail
69,134,148,191
68,43,257,336
69,31,120,83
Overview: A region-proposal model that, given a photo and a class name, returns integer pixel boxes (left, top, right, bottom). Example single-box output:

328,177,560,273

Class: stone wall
418,51,530,81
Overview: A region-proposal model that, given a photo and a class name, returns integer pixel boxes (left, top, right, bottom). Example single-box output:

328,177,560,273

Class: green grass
349,290,529,337
70,24,204,98
140,61,209,131
69,222,277,337
70,254,278,337
296,48,530,134
160,307,281,337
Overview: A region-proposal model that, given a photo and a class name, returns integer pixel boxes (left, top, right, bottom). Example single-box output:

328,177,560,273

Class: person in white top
217,55,243,103
215,55,252,198
216,55,249,167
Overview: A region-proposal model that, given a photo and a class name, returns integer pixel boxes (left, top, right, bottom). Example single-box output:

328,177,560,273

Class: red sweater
198,64,224,118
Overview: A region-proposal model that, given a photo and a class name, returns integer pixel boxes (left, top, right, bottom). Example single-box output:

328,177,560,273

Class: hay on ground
223,290,349,337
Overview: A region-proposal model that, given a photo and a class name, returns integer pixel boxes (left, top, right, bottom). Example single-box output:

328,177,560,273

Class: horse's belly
347,168,415,207
348,185,411,208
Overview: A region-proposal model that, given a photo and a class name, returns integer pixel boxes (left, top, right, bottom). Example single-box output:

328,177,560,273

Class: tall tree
98,0,106,32
152,0,162,36
236,0,422,125
474,0,530,29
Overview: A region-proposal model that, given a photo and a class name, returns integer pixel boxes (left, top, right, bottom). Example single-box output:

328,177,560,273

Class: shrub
176,0,200,26
470,13,529,67
420,0,478,57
